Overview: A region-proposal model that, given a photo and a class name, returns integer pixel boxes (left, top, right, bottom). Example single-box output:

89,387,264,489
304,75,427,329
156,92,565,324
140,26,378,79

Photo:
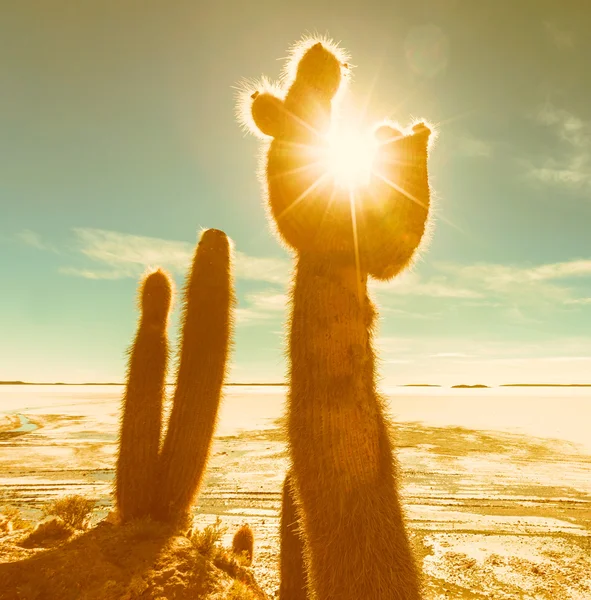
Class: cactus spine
115,269,171,524
279,471,308,600
153,228,234,524
239,37,433,599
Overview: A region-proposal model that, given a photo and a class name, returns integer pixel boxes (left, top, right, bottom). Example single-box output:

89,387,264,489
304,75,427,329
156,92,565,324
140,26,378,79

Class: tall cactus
153,228,234,524
239,38,433,599
279,471,308,600
115,269,171,523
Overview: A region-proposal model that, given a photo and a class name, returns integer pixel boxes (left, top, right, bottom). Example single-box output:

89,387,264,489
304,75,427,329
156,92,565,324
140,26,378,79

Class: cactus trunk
115,269,171,523
287,257,422,599
153,229,233,524
238,36,432,599
279,471,309,600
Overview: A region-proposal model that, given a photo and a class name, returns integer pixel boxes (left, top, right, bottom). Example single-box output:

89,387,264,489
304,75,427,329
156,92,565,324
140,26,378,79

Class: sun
322,125,378,190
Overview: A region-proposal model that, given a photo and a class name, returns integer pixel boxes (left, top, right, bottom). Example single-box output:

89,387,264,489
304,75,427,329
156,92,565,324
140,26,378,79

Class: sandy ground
1,385,590,598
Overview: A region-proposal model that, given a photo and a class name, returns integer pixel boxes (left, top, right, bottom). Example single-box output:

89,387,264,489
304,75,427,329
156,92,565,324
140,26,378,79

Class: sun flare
323,126,378,190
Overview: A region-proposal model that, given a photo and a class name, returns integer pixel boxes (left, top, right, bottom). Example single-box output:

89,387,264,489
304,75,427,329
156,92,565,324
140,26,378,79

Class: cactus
239,37,433,599
232,522,255,565
114,229,234,527
279,471,308,600
153,228,234,525
115,269,171,523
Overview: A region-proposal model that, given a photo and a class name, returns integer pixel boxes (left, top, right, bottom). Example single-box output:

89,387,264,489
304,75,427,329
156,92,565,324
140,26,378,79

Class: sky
1,0,590,385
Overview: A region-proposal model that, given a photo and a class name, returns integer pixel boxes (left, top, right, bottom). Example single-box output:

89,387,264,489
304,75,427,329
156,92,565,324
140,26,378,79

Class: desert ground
1,384,590,599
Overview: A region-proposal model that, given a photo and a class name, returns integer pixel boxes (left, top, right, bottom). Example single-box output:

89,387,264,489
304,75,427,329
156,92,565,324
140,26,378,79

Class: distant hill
451,384,490,389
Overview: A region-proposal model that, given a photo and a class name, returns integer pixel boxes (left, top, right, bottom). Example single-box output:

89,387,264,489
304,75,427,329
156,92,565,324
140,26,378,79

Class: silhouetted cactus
115,269,171,523
232,522,254,565
239,37,433,599
279,472,308,600
153,228,234,525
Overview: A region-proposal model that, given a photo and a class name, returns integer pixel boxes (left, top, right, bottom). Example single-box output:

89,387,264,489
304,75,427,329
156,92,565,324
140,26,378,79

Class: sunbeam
348,189,363,302
276,172,331,222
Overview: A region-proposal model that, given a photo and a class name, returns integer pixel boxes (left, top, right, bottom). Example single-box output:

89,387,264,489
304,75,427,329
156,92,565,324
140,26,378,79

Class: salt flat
1,385,590,598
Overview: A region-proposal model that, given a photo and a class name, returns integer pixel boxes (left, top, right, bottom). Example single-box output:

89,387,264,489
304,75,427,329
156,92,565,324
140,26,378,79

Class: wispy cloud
527,103,591,189
59,266,134,280
456,134,492,158
372,257,591,322
371,270,483,299
442,258,591,285
16,229,58,252
543,22,575,50
60,227,290,285
234,253,291,285
26,227,591,326
378,335,591,361
567,297,591,305
436,259,591,310
236,290,288,324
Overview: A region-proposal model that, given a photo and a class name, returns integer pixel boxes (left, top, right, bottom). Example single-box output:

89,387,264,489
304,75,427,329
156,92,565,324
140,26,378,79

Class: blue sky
1,0,590,385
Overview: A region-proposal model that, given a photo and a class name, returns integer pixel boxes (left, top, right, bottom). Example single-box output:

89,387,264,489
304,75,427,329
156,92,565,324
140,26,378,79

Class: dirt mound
0,519,268,600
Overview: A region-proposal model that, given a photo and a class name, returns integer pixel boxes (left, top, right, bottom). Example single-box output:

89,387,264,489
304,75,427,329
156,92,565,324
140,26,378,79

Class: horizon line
1,381,590,388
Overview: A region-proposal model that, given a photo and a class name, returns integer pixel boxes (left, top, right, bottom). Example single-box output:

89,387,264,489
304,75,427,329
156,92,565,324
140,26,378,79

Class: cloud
60,227,290,285
535,105,588,147
528,162,589,186
31,227,591,325
59,267,134,280
17,229,46,250
236,290,288,324
437,259,591,309
16,229,58,252
567,297,591,305
443,259,591,285
372,257,591,323
234,253,291,285
371,270,483,299
543,22,575,50
456,134,492,158
379,335,591,359
527,103,591,189
527,259,591,280
380,306,442,320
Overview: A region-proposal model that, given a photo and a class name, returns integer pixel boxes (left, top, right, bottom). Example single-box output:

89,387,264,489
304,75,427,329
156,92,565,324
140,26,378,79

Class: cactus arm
363,123,433,280
115,269,171,523
153,229,234,524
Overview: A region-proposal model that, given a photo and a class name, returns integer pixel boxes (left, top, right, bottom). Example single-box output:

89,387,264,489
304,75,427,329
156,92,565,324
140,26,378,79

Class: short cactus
115,269,171,523
153,228,234,525
114,229,234,527
232,522,254,565
279,472,308,600
239,37,433,599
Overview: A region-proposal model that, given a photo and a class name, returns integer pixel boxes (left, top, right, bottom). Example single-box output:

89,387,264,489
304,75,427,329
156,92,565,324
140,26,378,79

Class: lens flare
323,126,378,190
